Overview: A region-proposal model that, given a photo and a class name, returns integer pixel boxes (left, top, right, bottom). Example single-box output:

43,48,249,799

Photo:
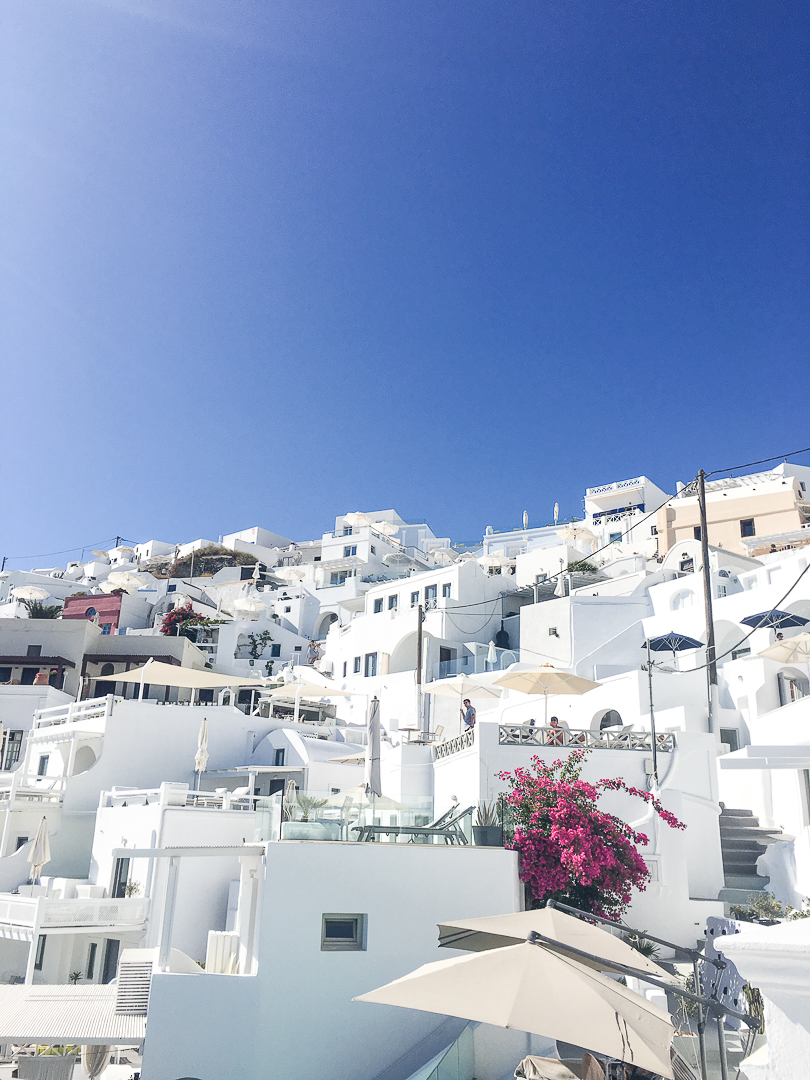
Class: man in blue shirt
461,699,476,731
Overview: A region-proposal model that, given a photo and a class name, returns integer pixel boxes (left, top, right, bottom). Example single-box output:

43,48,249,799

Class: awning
719,745,810,770
0,984,145,1045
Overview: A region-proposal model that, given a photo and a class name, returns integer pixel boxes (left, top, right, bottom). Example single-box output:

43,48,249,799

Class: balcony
434,729,475,760
498,725,675,752
432,646,519,680
0,895,150,939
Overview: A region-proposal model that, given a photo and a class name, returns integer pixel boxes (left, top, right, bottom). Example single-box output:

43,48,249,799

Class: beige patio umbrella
100,571,144,593
268,676,357,724
436,907,675,984
759,631,810,663
12,585,51,601
344,511,375,529
422,676,502,702
494,665,601,725
28,817,51,883
355,942,673,1078
101,661,260,691
273,566,307,582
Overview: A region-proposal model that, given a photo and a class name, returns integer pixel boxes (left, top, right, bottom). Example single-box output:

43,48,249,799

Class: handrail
434,729,475,759
498,725,674,752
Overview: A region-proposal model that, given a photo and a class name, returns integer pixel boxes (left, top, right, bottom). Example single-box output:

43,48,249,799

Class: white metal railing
497,725,675,752
33,695,114,729
434,729,475,759
0,896,150,930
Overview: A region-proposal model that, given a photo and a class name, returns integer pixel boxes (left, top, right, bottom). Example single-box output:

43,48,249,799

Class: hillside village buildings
1,464,810,1078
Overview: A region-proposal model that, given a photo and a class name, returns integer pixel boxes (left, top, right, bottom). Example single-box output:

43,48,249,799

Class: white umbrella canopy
355,942,674,1078
325,784,405,810
194,718,209,775
344,511,375,529
479,553,514,569
371,520,399,536
233,598,265,615
273,566,307,583
103,661,263,690
268,679,357,700
28,817,51,882
12,586,51,601
759,631,810,663
493,666,601,725
436,908,675,984
99,571,145,594
422,676,502,702
81,1044,111,1079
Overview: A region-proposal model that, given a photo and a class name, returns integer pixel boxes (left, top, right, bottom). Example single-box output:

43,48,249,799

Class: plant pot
281,821,340,841
473,825,504,847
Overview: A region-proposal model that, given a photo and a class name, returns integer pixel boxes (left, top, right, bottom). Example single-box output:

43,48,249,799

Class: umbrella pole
646,639,659,784
544,690,548,727
693,956,709,1080
293,682,301,725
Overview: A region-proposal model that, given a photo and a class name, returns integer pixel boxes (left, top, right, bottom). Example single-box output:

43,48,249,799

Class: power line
1,538,137,565
705,445,810,478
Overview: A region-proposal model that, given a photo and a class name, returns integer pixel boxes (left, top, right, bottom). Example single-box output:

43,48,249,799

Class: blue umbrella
641,632,704,783
740,610,809,630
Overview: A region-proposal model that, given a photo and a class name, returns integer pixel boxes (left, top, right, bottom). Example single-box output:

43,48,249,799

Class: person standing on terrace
461,699,476,731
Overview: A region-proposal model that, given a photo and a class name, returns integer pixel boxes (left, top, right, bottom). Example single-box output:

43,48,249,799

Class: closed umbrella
28,817,51,882
741,609,809,631
194,718,209,787
436,908,675,984
283,778,298,820
355,940,674,1078
81,1044,110,1078
486,641,498,666
493,666,601,725
0,723,4,770
365,697,382,798
759,631,810,663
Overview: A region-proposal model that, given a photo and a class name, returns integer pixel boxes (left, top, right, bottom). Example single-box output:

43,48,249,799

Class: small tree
247,631,274,659
499,749,684,918
22,600,62,619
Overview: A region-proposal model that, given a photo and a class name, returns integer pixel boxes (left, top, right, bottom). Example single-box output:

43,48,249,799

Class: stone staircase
718,805,784,906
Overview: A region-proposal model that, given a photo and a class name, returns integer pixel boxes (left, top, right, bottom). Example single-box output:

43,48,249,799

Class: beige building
657,464,810,557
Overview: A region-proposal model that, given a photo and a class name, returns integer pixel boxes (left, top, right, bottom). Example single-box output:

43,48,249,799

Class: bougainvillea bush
160,603,214,640
498,749,684,917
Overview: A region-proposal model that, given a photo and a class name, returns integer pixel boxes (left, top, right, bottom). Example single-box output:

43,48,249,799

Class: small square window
284,606,291,613
353,656,361,674
364,653,377,678
101,624,112,635
442,583,451,598
650,526,658,536
693,526,702,541
26,645,42,658
740,518,755,538
34,934,47,970
321,913,367,951
609,532,622,544
373,598,383,614
37,755,49,777
270,644,281,657
167,584,177,593
370,545,376,555
343,545,357,557
410,591,419,607
314,556,321,562
273,749,285,767
342,661,347,677
388,595,398,610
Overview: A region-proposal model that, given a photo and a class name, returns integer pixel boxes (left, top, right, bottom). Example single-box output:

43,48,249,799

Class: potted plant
280,796,339,841
473,801,503,847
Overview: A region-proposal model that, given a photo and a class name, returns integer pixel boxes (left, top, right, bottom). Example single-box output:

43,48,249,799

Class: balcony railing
434,729,475,760
498,725,675,752
432,647,519,680
0,896,150,932
33,695,114,729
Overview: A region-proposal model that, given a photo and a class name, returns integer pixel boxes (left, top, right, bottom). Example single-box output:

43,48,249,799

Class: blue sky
2,1,808,566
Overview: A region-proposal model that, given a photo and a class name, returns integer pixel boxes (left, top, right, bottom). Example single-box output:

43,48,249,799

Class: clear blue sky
2,1,808,566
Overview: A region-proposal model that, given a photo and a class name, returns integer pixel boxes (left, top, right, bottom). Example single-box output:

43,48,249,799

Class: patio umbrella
273,566,307,583
355,941,674,1078
759,631,810,663
81,1044,111,1078
371,520,399,536
344,511,375,529
642,634,703,783
100,571,144,594
268,676,356,724
283,778,298,817
422,676,502,702
741,609,809,631
493,666,601,725
365,696,382,798
487,641,498,666
436,908,675,984
28,817,51,882
12,586,50,601
194,718,209,785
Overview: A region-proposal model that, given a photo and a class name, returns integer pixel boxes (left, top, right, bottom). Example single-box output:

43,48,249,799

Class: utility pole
697,470,718,733
0,557,5,572
415,604,425,732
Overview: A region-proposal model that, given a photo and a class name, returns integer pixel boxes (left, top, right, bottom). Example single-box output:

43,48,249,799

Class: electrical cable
705,445,810,478
1,538,133,564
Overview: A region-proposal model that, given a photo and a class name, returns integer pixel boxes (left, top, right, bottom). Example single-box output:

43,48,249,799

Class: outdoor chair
352,804,475,844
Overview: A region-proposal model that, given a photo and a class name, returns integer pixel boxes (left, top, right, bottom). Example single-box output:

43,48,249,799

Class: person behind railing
545,717,564,746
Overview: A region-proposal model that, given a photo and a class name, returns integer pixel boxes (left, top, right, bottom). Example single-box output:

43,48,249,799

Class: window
342,661,347,677
740,518,755,538
731,646,751,660
21,669,37,685
373,598,383,614
535,574,547,584
85,608,97,618
15,836,28,851
353,656,361,674
2,730,22,770
609,532,622,544
343,527,353,536
331,571,347,585
314,556,321,562
321,913,367,951
26,645,42,658
424,585,437,610
101,939,120,984
693,526,702,541
270,644,281,657
294,645,302,652
0,667,11,683
650,525,658,536
410,591,419,607
100,664,115,677
101,624,112,635
167,584,176,593
679,555,695,573
274,748,286,767
364,653,378,678
599,709,623,730
34,935,46,971
284,606,291,613
442,583,451,598
37,755,49,777
370,545,376,555
86,942,98,980
720,728,740,753
112,857,130,899
388,595,398,610
343,546,357,557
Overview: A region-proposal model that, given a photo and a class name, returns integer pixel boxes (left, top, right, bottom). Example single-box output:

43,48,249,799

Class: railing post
24,899,43,985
